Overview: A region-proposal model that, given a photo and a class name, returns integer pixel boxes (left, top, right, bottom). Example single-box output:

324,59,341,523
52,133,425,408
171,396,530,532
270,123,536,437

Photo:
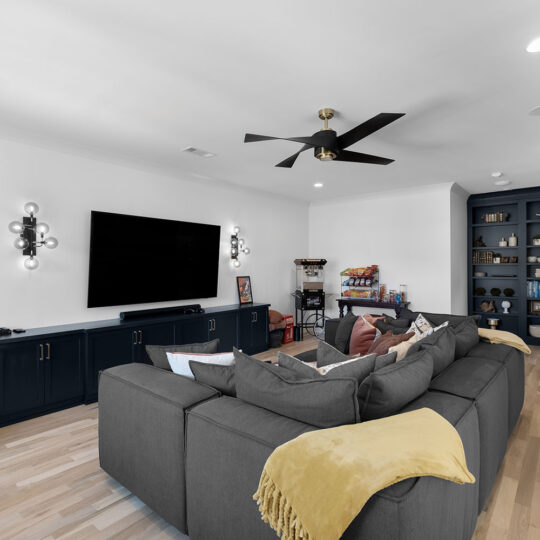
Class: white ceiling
1,0,540,201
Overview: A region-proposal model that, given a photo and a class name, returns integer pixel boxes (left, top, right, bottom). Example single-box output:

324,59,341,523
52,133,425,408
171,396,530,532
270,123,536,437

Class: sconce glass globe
233,226,240,234
24,202,39,216
44,237,58,249
231,237,238,246
14,237,29,250
233,259,241,268
243,247,251,255
238,238,245,246
8,220,24,234
36,222,50,235
24,257,39,270
231,248,238,256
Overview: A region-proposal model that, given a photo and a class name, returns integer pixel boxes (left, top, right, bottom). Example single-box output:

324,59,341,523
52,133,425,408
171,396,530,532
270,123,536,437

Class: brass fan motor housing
315,147,337,161
318,108,335,120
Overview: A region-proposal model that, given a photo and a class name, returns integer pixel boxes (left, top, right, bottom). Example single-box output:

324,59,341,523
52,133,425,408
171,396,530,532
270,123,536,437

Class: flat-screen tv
87,211,221,308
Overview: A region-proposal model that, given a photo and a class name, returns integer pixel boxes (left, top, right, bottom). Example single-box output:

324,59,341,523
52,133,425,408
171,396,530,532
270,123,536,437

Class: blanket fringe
253,469,310,540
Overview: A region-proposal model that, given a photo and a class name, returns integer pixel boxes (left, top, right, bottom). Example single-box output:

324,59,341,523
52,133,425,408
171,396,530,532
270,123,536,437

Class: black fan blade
337,113,405,150
275,144,311,168
244,133,317,146
334,150,394,165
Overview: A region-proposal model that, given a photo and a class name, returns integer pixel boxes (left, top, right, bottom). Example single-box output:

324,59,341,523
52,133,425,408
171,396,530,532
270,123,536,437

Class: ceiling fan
244,108,405,168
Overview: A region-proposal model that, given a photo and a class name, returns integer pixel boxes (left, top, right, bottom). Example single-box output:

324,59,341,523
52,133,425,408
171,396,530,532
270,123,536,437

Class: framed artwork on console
237,276,253,304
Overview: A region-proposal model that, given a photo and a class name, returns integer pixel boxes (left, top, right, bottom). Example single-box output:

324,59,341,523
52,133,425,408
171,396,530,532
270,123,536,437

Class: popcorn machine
294,258,327,339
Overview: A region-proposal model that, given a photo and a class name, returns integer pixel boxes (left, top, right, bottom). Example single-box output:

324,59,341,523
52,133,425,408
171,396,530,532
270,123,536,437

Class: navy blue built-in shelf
468,186,540,345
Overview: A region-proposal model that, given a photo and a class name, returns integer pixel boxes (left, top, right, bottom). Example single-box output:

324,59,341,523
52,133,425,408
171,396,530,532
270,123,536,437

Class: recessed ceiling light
530,106,540,116
494,179,511,186
527,37,540,52
182,146,216,158
313,182,324,188
491,171,503,178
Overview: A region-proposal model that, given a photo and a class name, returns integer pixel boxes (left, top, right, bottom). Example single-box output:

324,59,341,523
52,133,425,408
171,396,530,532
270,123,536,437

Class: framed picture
510,256,518,263
237,276,253,304
501,256,509,264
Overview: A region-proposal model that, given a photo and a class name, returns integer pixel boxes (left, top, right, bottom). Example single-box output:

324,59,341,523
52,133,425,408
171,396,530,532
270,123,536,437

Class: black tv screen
87,211,221,308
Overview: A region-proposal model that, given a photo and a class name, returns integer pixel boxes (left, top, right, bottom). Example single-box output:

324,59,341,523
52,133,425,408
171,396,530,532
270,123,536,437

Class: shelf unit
468,187,540,344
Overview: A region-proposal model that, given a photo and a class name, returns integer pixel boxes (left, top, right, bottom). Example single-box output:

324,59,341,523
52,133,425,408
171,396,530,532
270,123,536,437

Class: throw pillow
334,312,358,353
349,316,377,355
407,313,433,337
364,314,385,327
377,317,411,335
269,309,283,324
234,348,360,428
389,334,419,361
405,326,456,377
374,350,397,371
146,339,220,371
367,331,415,356
316,340,350,368
166,351,234,379
358,350,434,420
189,361,236,396
453,318,480,360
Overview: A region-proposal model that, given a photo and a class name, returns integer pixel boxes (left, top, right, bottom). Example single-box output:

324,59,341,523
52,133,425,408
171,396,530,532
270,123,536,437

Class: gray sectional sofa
98,312,524,540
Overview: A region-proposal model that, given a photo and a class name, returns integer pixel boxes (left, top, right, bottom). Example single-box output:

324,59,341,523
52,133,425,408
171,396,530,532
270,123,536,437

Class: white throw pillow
166,351,235,379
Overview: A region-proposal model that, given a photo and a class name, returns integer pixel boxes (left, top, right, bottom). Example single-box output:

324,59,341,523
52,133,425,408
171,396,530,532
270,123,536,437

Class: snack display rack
340,265,380,300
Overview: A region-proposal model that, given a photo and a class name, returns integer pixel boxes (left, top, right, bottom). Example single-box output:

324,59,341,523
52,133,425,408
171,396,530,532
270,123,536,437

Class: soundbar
119,304,204,320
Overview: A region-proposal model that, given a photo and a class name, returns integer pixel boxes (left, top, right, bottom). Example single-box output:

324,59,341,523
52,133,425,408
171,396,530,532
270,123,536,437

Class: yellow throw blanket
478,328,531,354
253,408,475,540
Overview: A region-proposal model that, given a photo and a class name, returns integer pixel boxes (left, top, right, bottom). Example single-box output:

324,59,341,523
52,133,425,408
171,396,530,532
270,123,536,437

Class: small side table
336,298,410,319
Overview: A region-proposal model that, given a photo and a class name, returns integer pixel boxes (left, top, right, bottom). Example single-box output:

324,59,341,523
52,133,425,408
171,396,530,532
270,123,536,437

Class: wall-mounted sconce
231,225,250,268
8,202,58,270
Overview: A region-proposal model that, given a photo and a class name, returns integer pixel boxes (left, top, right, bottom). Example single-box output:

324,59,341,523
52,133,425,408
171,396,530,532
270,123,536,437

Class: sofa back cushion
316,340,349,368
349,316,377,355
146,339,220,371
334,312,358,353
399,309,481,329
358,350,434,420
454,318,480,360
234,349,360,428
406,326,456,377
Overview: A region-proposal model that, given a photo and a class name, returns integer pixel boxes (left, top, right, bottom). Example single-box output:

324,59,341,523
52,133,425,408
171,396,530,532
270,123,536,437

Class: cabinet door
176,318,210,345
135,322,175,364
251,308,269,353
86,329,134,400
210,313,237,352
0,340,43,415
237,310,253,352
44,335,83,405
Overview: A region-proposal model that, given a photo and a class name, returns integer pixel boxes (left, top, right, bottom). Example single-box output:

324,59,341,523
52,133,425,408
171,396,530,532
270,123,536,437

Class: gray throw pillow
453,319,479,360
189,361,236,396
317,339,351,368
374,350,397,371
234,348,360,428
334,312,358,353
358,350,434,421
146,339,220,371
406,327,456,377
377,320,411,335
278,351,376,384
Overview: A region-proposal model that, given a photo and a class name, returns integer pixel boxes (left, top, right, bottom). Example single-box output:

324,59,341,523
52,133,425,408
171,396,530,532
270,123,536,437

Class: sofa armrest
325,318,341,347
98,363,218,533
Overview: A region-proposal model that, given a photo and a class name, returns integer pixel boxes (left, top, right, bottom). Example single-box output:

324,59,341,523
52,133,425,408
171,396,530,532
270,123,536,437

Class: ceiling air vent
182,146,216,158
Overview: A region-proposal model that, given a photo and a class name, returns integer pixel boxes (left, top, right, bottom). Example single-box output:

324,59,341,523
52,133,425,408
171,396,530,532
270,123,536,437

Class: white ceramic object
501,300,511,314
528,256,537,263
474,272,487,277
529,325,540,338
534,238,540,246
509,233,518,247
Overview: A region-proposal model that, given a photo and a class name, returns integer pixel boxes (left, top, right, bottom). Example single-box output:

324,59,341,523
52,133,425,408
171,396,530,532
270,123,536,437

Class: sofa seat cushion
429,355,504,400
188,396,315,450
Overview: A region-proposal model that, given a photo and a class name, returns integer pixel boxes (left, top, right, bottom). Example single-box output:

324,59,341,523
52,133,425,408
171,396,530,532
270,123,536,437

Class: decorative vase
499,237,508,247
534,238,540,246
509,233,518,247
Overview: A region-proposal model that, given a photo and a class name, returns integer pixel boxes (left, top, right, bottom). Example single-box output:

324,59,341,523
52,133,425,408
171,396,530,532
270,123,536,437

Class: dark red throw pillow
349,317,377,356
367,331,415,356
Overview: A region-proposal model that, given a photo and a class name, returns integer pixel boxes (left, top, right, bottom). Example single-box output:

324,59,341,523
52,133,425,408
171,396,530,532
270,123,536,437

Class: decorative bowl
529,325,540,338
474,272,487,277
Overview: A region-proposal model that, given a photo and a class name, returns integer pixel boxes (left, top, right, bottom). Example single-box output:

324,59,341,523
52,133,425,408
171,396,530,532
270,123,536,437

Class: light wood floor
0,338,538,540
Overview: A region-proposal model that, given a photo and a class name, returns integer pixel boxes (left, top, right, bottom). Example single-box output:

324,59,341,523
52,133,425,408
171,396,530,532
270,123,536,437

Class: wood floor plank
0,337,537,540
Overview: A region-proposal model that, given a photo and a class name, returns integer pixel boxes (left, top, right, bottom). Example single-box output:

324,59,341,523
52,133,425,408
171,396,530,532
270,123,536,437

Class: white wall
0,138,308,328
450,183,469,314
309,183,464,318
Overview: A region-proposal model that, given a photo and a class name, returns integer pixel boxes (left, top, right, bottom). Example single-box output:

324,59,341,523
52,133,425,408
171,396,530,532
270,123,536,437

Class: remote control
13,328,26,333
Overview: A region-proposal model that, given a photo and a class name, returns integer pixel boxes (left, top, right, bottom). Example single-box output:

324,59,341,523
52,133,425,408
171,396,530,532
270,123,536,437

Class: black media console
0,303,269,427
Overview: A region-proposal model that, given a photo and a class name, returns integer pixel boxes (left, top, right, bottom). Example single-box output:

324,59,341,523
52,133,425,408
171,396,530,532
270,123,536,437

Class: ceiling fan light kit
244,108,405,168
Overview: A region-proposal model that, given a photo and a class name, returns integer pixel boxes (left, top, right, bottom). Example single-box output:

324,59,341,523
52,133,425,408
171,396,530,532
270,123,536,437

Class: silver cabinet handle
254,312,258,322
46,343,51,360
208,319,213,332
39,343,44,361
138,330,143,345
133,331,138,345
